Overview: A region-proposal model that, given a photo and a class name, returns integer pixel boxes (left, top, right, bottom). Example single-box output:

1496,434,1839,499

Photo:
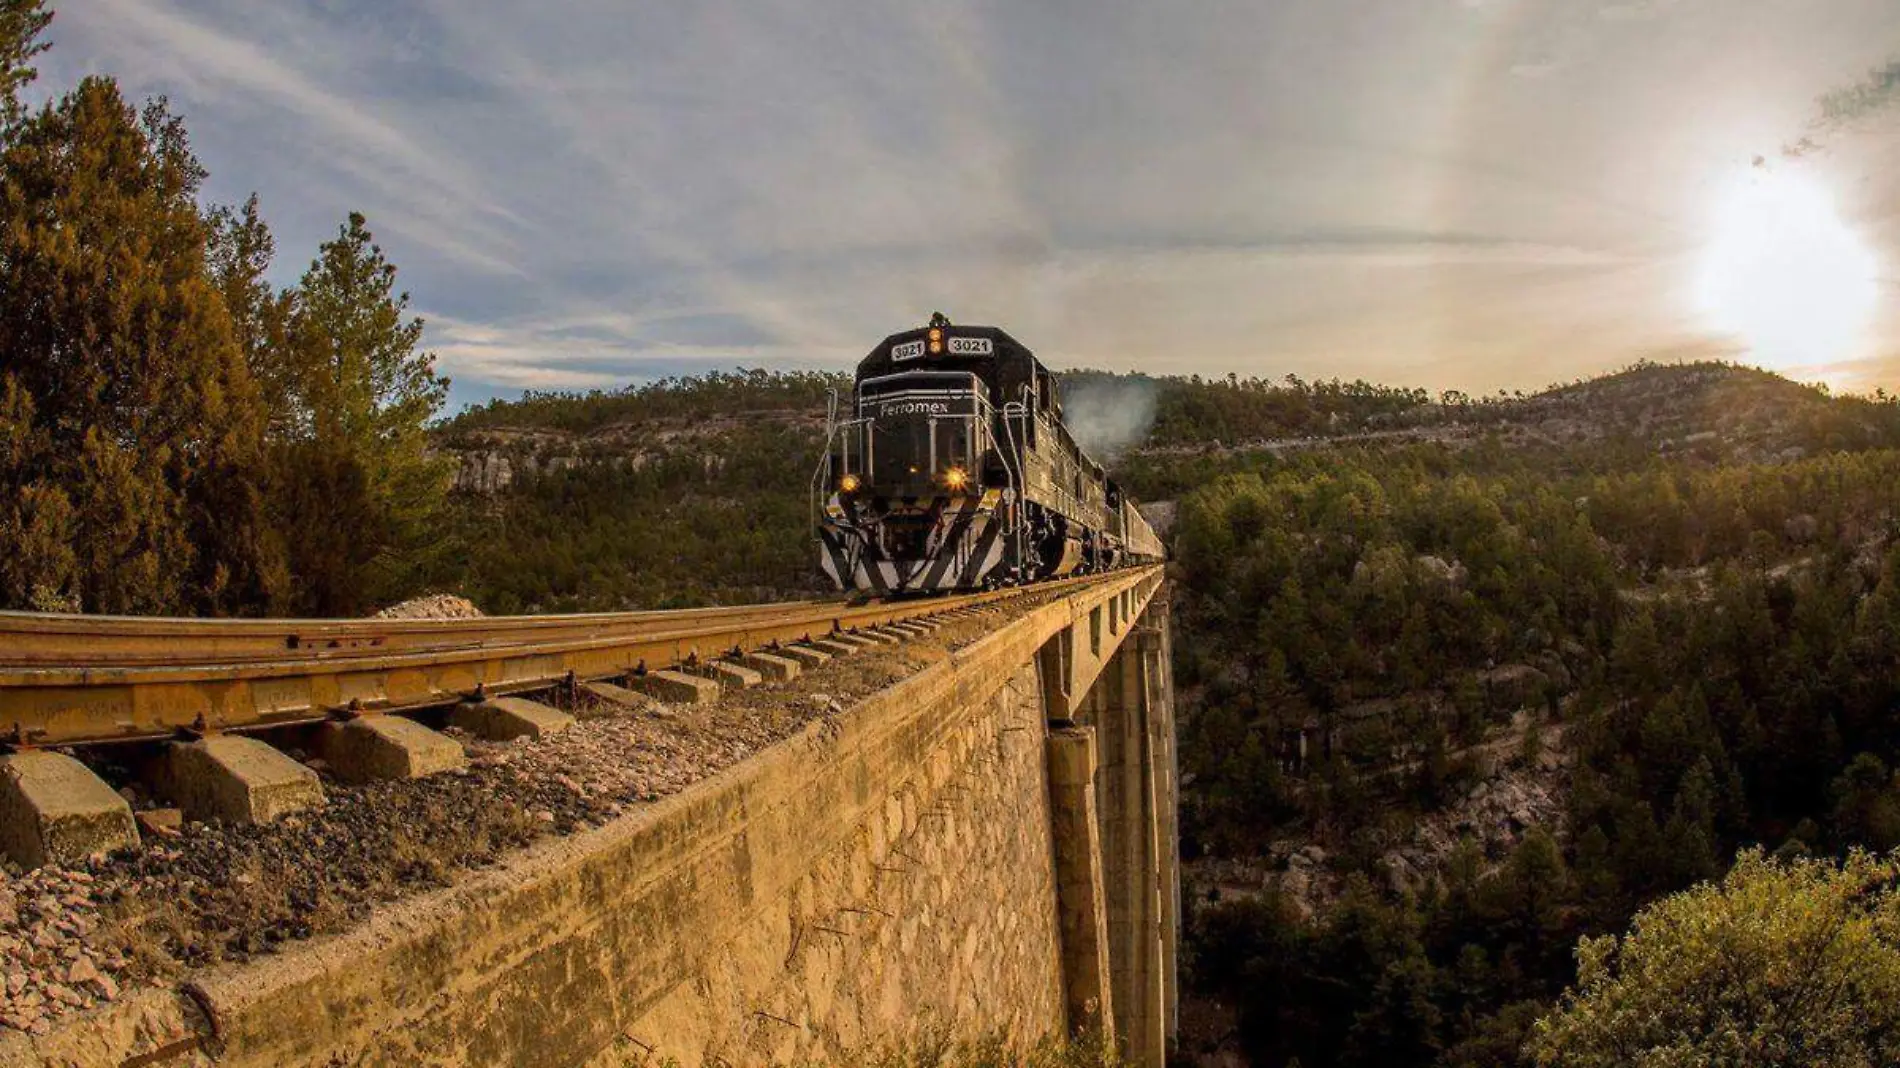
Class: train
815,315,1165,595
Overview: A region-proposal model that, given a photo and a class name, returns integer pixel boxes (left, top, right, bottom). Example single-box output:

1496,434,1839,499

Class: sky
33,0,1900,410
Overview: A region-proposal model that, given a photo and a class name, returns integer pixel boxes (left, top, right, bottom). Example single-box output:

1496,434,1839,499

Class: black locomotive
816,315,1164,594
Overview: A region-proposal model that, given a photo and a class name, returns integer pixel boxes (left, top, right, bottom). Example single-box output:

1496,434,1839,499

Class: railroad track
0,573,1124,748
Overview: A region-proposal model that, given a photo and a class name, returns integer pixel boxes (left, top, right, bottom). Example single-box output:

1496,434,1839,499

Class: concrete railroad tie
628,669,721,705
777,646,832,668
734,652,801,682
452,697,576,741
698,661,763,689
582,680,656,711
0,751,139,869
164,735,324,824
321,715,469,782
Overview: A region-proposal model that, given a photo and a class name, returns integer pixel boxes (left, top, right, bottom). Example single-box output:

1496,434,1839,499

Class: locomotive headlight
839,474,861,493
927,327,943,354
942,466,969,491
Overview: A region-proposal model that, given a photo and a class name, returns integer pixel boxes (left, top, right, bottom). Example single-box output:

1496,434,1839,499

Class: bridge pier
1045,727,1115,1037
1055,595,1178,1067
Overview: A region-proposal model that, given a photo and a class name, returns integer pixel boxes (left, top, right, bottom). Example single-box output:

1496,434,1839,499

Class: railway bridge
0,566,1176,1067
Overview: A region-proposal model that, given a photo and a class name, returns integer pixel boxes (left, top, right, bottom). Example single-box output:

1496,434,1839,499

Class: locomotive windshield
854,371,989,493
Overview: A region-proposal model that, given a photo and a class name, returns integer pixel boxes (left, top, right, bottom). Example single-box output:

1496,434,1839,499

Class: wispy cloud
34,0,1900,402
58,0,529,275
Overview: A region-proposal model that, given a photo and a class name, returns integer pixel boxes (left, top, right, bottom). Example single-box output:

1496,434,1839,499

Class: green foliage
0,79,286,613
441,416,824,612
1173,430,1900,1066
1530,849,1900,1067
1829,753,1900,851
273,212,451,614
0,21,448,616
0,0,49,128
208,194,293,426
443,368,847,437
1060,369,1431,456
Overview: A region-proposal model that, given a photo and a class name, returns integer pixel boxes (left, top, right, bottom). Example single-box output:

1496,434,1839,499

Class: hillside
426,361,1900,612
1113,362,1900,500
1153,377,1900,1065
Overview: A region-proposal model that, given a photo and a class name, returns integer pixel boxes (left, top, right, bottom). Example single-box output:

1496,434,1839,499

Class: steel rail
0,599,836,668
0,568,1160,748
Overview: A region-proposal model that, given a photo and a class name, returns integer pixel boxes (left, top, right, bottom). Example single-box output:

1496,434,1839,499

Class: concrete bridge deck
0,567,1176,1067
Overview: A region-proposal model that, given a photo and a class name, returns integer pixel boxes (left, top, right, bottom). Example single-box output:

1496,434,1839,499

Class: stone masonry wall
595,661,1067,1066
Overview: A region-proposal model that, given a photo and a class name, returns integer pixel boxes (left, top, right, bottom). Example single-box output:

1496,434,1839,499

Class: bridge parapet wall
4,568,1172,1068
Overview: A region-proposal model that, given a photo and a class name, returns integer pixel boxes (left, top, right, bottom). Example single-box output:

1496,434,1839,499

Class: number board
890,340,926,361
947,336,994,356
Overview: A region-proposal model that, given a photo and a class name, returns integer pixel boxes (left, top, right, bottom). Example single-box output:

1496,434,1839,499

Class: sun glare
1695,170,1880,373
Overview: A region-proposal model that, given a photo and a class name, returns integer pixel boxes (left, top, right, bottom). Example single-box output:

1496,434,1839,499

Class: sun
1694,169,1880,372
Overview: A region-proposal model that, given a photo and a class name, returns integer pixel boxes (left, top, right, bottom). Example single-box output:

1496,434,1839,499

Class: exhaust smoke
1059,375,1159,461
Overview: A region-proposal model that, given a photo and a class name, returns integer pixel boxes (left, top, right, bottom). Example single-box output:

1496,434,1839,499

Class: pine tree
1572,825,1623,924
1610,606,1665,697
0,80,285,613
277,212,450,614
1830,752,1900,851
1495,828,1568,940
209,194,294,429
1343,954,1443,1067
0,377,73,609
0,0,50,129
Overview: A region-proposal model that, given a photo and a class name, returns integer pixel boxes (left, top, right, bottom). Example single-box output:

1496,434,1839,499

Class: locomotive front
816,319,1017,594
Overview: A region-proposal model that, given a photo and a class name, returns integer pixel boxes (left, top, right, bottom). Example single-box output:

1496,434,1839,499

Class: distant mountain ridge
1119,361,1898,465
437,362,1899,491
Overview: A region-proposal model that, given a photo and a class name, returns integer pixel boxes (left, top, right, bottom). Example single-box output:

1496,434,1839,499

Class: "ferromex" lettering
878,401,951,417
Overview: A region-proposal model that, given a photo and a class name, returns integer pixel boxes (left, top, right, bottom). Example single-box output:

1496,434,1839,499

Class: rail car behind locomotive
815,316,1165,594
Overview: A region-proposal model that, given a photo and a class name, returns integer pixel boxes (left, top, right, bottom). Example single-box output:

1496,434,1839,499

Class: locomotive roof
853,322,1041,382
